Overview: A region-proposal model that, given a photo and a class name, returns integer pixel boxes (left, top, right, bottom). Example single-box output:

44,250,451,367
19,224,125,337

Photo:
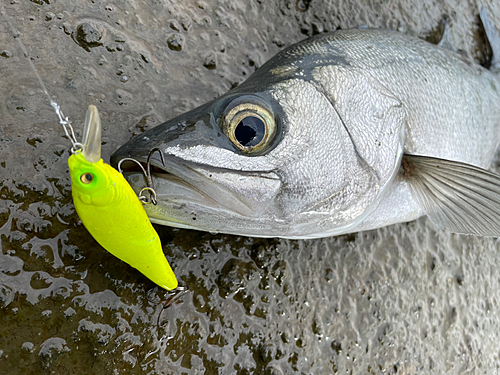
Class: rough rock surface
1,0,500,373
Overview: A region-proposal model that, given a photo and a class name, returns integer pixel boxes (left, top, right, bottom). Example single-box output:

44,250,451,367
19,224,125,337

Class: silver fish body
111,28,500,239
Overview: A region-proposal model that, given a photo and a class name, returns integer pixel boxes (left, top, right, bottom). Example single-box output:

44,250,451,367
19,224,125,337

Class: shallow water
2,0,500,373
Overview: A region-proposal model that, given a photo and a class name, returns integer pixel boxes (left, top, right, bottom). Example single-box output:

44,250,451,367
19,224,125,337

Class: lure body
68,107,178,290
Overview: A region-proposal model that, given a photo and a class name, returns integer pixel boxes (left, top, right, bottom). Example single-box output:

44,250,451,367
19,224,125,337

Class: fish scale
294,29,500,167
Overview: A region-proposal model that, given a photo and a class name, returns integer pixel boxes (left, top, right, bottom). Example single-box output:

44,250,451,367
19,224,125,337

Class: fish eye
221,97,276,154
80,173,94,184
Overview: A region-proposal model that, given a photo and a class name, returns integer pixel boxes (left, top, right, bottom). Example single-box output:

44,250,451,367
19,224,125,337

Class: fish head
111,36,405,238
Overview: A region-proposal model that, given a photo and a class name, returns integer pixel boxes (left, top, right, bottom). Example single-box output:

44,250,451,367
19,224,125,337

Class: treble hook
117,147,165,205
146,148,165,195
146,285,190,328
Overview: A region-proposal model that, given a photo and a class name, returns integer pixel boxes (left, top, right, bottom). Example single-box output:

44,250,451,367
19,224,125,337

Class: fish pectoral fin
402,154,500,237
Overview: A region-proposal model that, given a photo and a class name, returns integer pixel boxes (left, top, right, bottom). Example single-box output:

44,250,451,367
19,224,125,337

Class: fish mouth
116,151,275,229
120,159,217,208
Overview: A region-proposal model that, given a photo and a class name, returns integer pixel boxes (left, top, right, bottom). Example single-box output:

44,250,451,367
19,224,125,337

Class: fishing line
0,4,82,151
2,5,157,200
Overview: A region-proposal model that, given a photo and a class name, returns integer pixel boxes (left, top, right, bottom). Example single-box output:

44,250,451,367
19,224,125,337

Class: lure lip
82,105,102,163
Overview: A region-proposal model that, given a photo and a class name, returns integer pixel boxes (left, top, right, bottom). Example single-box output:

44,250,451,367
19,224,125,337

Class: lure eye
80,173,94,184
221,97,276,154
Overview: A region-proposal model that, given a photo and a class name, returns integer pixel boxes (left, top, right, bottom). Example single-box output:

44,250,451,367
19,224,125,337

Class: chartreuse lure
68,105,178,290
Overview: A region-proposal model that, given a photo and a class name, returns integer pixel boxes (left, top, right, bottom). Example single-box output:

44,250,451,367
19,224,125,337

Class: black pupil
234,116,265,147
85,173,93,182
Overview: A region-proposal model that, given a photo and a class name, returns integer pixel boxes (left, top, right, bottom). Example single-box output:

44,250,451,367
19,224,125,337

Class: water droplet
168,19,181,31
0,50,12,58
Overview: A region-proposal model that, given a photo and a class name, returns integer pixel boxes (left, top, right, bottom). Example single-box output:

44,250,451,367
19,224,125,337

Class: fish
111,10,500,239
68,105,178,289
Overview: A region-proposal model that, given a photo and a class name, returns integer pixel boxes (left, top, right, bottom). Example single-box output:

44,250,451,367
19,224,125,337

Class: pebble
167,34,184,51
203,52,217,69
76,23,102,46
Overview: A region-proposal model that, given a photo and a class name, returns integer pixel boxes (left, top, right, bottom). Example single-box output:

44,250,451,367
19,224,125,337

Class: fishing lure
2,6,183,296
68,105,179,290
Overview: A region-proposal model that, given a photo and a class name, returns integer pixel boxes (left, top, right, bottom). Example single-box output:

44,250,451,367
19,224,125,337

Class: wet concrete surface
1,0,500,373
